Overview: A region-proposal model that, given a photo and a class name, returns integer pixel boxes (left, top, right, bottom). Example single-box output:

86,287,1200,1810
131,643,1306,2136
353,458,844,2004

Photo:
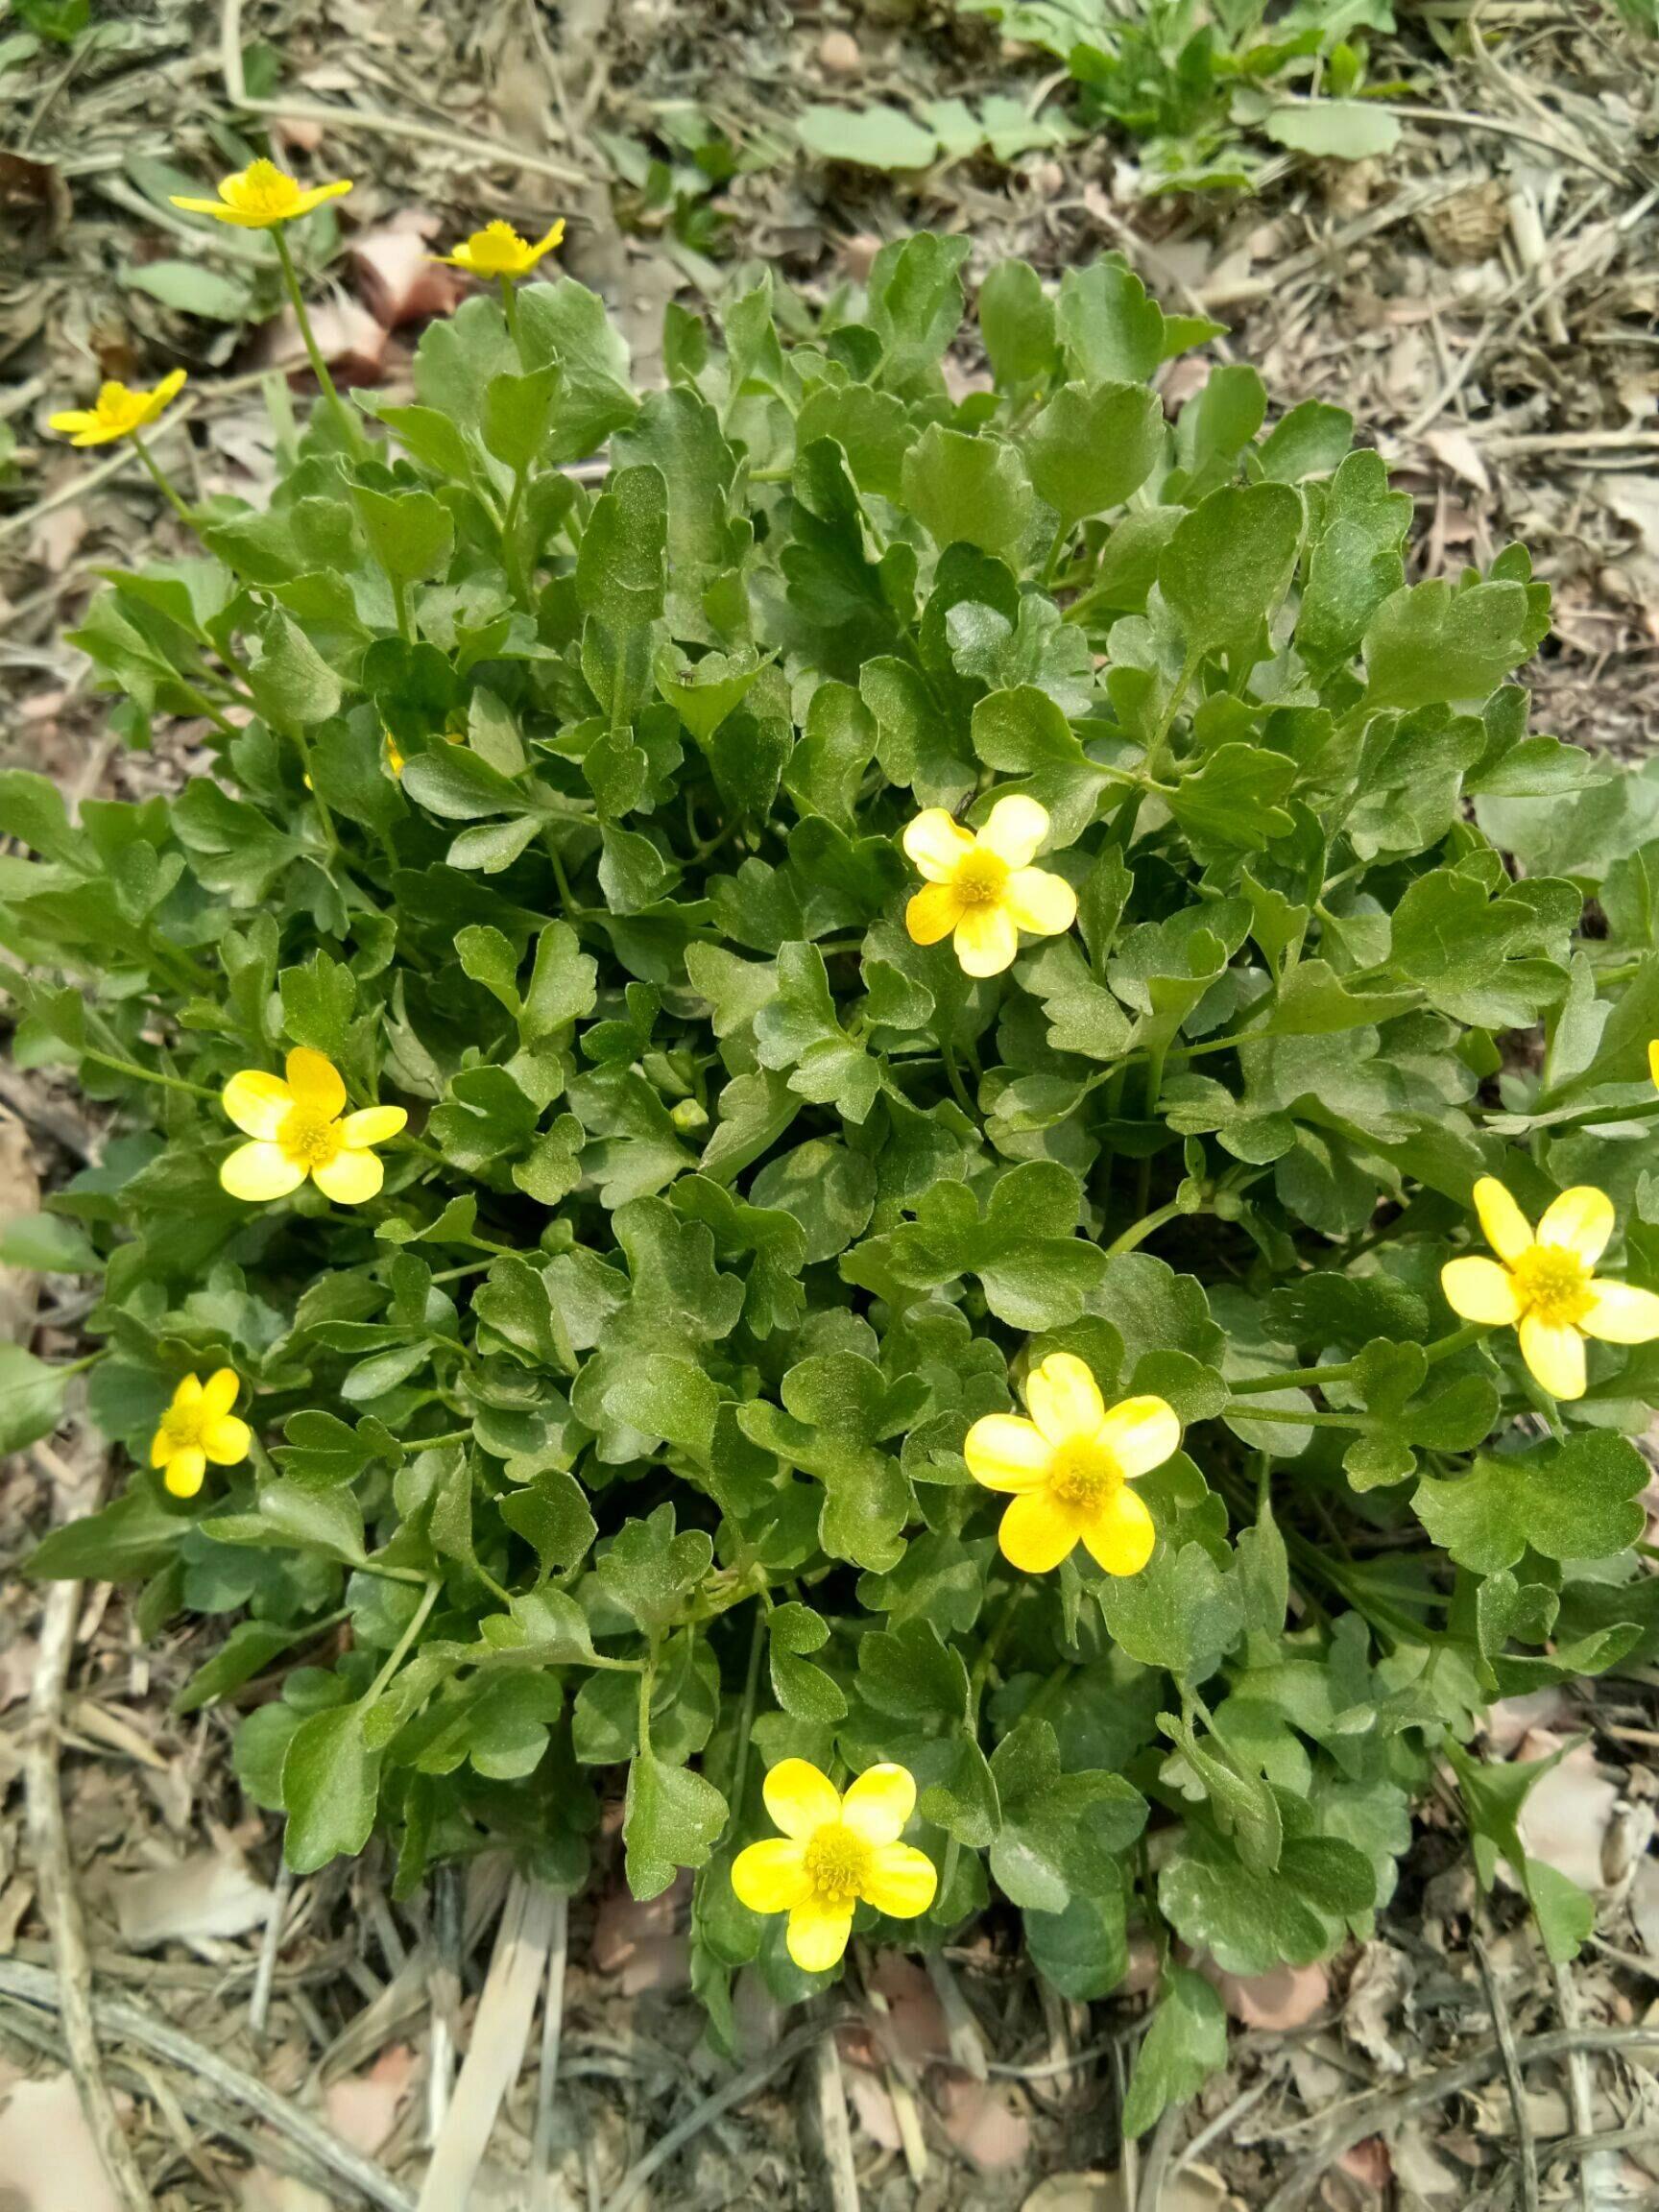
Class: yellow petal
223,1069,292,1140
1095,1394,1181,1479
170,194,248,221
174,1374,204,1408
953,902,1019,977
221,1142,307,1202
1536,1185,1615,1267
1518,1313,1587,1401
902,809,976,883
163,1448,206,1499
861,1841,938,1919
291,180,353,218
905,881,965,947
1080,1486,1156,1576
312,1148,385,1205
763,1758,840,1840
732,1838,809,1914
976,794,1049,868
841,1763,915,1847
204,1414,252,1465
341,1105,408,1149
202,1367,241,1417
1026,1352,1105,1446
785,1898,854,1973
1440,1256,1521,1326
1580,1279,1659,1345
527,219,566,264
963,1413,1051,1493
1002,865,1076,938
150,368,188,410
1473,1176,1532,1263
1650,1039,1659,1094
284,1047,346,1118
149,1426,172,1468
998,1488,1079,1574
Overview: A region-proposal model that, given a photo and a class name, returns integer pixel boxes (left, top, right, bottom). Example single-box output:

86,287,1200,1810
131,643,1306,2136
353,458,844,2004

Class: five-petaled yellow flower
171,158,352,229
152,1369,251,1500
903,795,1076,978
965,1352,1176,1576
48,370,187,448
435,218,565,279
1441,1176,1659,1402
732,1758,937,1972
220,1047,407,1206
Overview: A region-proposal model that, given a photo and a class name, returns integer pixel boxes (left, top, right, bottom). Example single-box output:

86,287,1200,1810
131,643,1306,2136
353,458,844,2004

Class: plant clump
12,198,1659,2130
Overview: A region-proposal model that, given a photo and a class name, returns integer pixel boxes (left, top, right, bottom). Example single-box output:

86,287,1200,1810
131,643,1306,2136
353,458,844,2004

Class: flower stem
366,1578,440,1706
131,432,195,525
501,275,521,353
1105,1195,1186,1257
272,225,354,444
82,1046,217,1100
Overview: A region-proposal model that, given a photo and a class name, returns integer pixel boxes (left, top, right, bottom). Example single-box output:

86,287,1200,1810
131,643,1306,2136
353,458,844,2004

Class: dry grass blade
22,1458,156,2212
415,1874,560,2212
0,1957,417,2212
1472,1936,1539,2212
1262,2027,1659,2212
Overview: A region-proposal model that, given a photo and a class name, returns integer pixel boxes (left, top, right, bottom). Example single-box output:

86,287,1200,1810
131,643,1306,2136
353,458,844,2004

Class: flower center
95,382,136,426
231,160,300,217
1510,1244,1593,1330
468,222,528,273
952,853,1009,908
159,1406,204,1454
1047,1437,1119,1513
280,1107,343,1171
802,1822,871,1906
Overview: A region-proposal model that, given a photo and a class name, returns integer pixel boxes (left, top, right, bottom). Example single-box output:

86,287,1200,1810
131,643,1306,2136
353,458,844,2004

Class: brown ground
2,3,1659,2207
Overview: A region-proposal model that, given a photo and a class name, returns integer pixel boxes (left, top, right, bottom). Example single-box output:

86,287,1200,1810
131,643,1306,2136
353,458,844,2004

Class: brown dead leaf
0,2073,122,2212
0,151,72,255
324,2043,415,2154
110,1848,275,1947
591,1866,689,1993
1631,1853,1659,1955
843,2059,902,2151
1202,1957,1329,2031
1341,1941,1412,2075
350,227,464,330
1422,427,1491,497
1020,2179,1122,2212
938,2074,1031,2170
1515,1737,1619,1890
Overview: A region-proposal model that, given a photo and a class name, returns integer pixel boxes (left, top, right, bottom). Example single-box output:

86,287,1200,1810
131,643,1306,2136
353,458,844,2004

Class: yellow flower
170,158,352,229
1440,1175,1659,1401
964,1352,1176,1576
435,218,565,278
48,369,187,447
732,1759,937,1972
384,726,464,780
220,1047,407,1206
902,796,1077,977
1649,1039,1659,1092
151,1369,251,1500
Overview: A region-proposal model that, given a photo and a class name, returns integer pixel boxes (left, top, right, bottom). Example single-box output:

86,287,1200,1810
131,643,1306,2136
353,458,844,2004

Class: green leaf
979,259,1058,390
625,1749,728,1901
901,424,1034,557
1158,481,1304,667
988,1718,1146,1911
1414,1432,1647,1575
1025,381,1164,527
1363,578,1538,711
246,610,342,728
354,486,454,586
0,1342,70,1451
1120,1966,1228,2139
796,104,939,171
577,463,668,632
1262,100,1402,160
282,1702,380,1873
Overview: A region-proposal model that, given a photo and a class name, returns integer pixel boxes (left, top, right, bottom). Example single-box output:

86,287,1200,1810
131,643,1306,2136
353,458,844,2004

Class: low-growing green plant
13,198,1659,2125
956,0,1404,186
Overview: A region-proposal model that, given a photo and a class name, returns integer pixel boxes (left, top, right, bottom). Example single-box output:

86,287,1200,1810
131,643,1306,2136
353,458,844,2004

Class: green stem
131,432,195,525
942,1045,976,1120
366,1578,440,1705
501,275,520,353
1226,1321,1486,1398
729,1605,766,1818
82,1047,217,1100
1106,1196,1185,1257
272,225,354,443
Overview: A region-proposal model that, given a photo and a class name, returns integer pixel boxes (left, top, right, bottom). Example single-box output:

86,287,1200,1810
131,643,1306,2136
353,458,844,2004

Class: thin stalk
130,432,195,525
1106,1195,1186,1257
271,225,354,444
366,1579,440,1705
82,1047,217,1101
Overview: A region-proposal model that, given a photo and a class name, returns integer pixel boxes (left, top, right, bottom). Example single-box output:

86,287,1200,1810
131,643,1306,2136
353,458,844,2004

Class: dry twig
1473,1936,1539,2212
